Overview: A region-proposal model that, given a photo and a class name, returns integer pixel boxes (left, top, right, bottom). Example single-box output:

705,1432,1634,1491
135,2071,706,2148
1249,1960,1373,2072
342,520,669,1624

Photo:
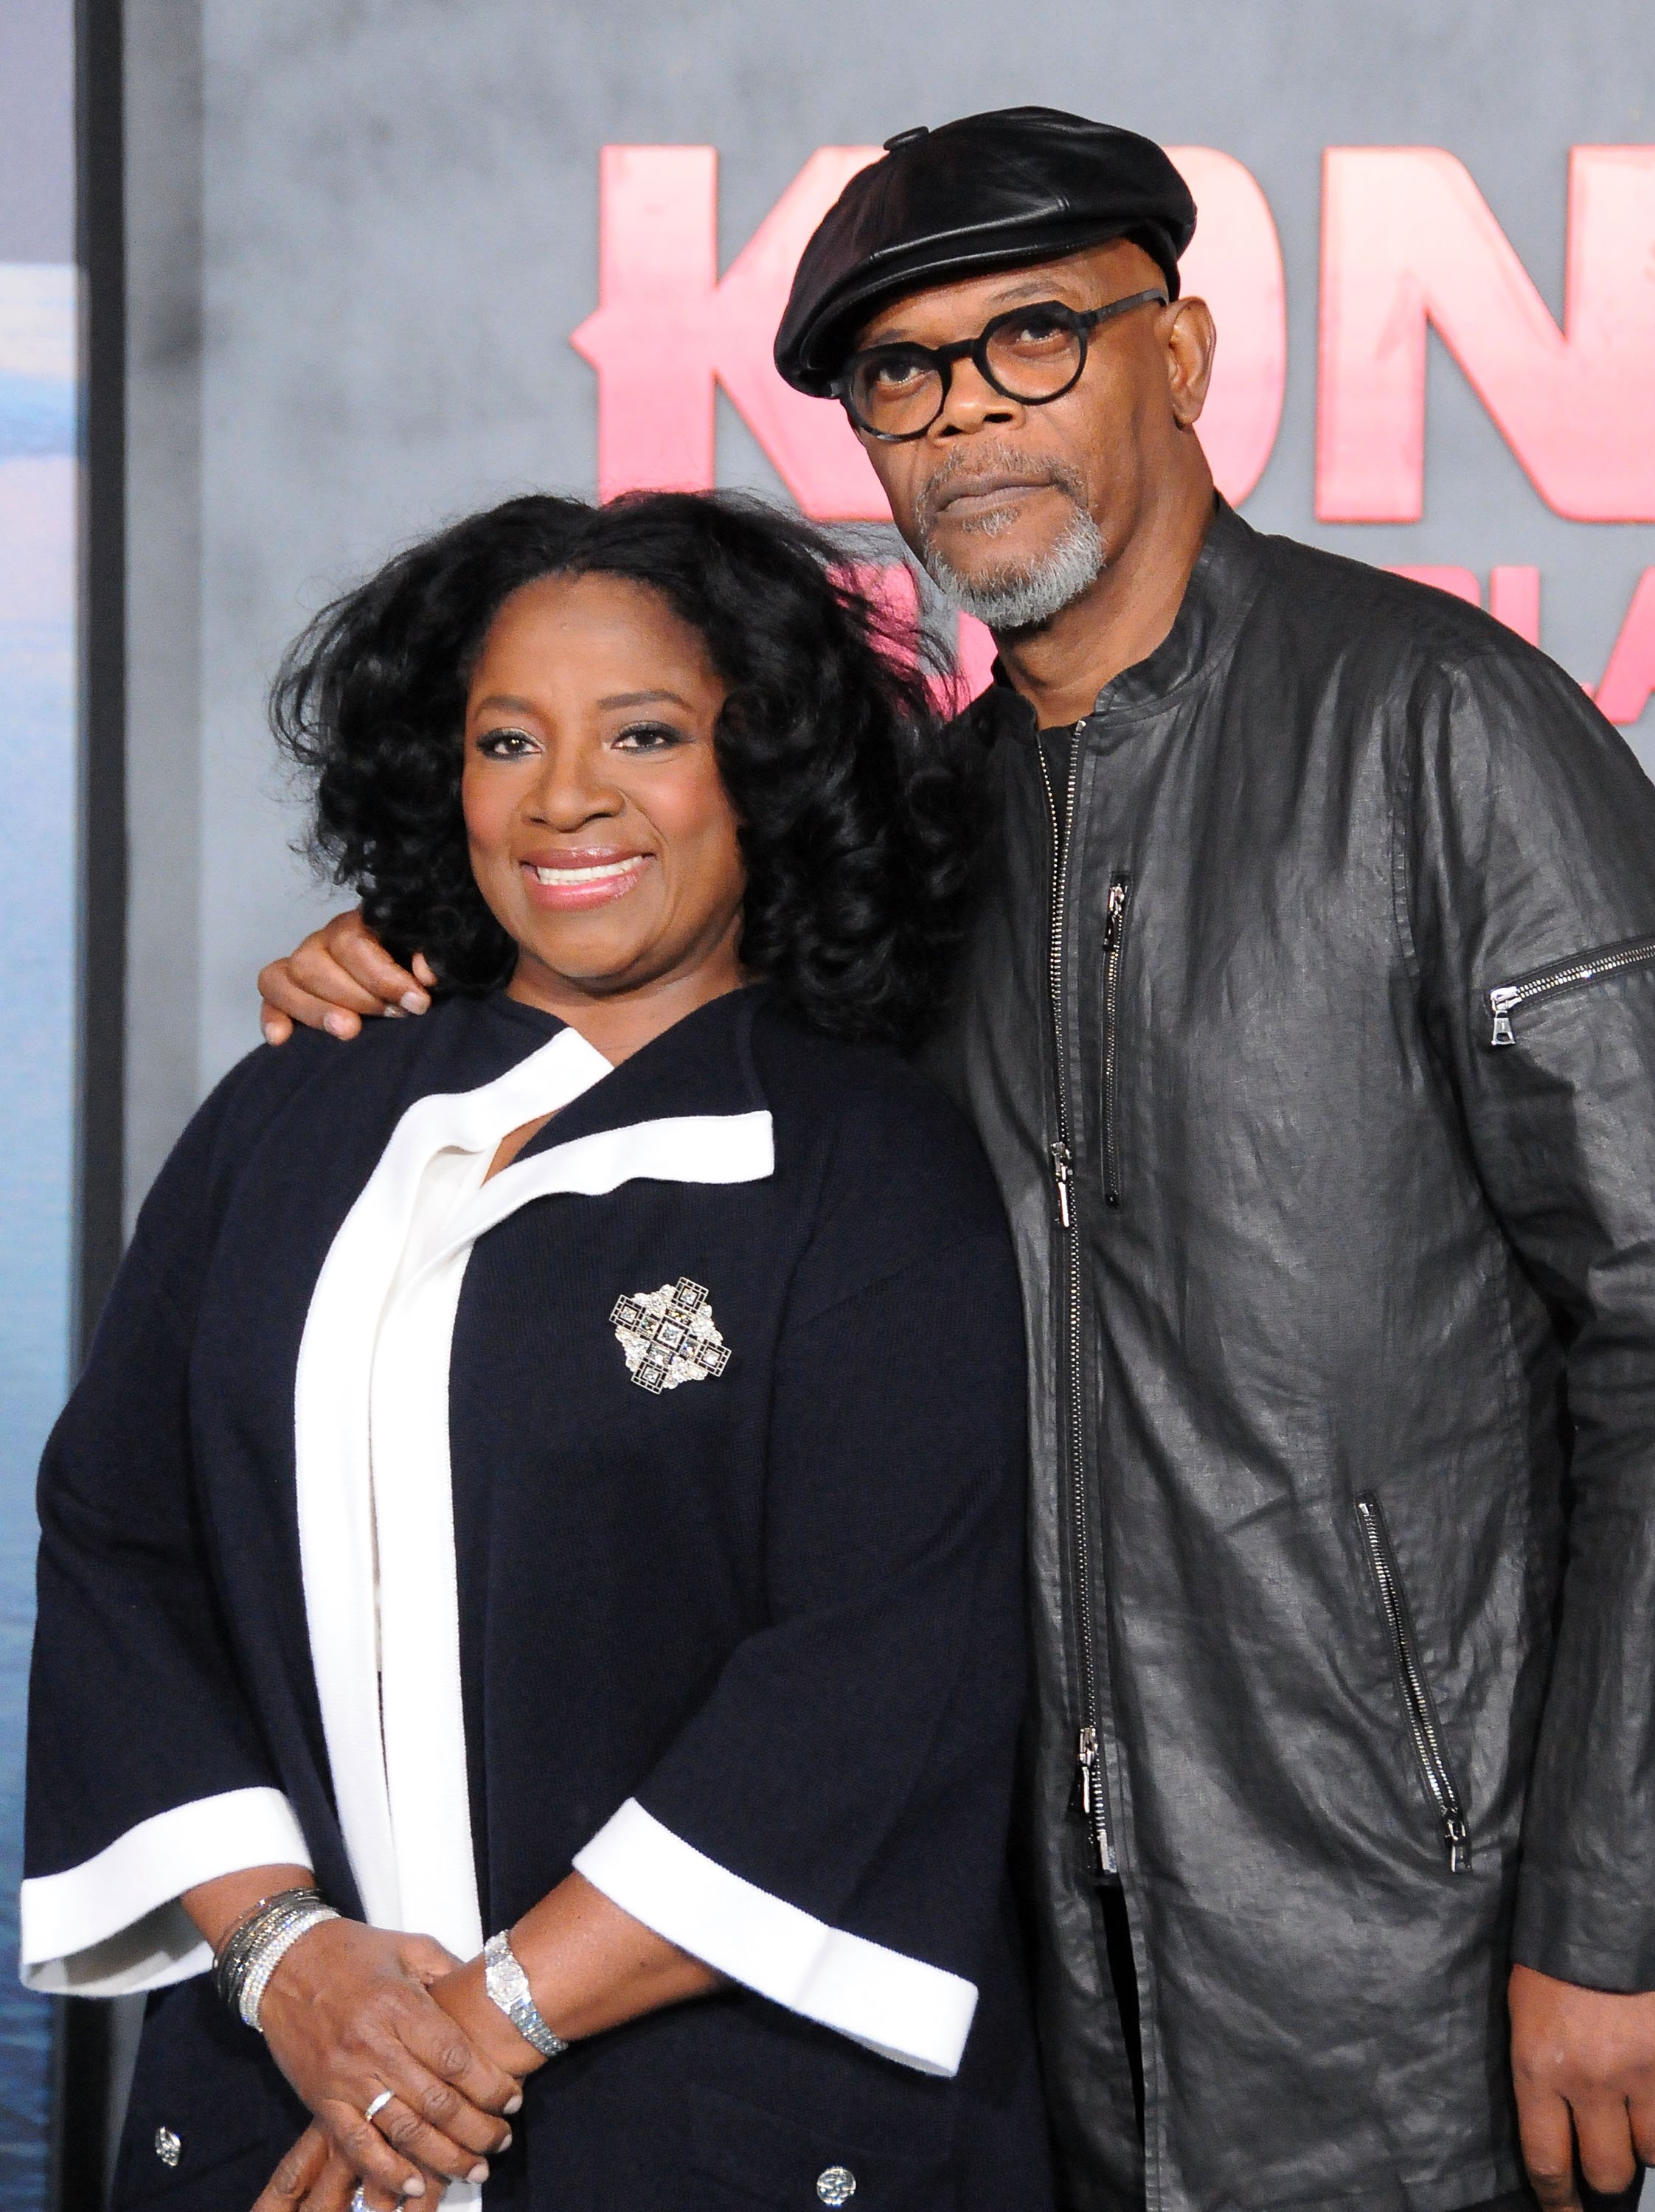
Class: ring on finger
363,2089,394,2127
350,2191,369,2212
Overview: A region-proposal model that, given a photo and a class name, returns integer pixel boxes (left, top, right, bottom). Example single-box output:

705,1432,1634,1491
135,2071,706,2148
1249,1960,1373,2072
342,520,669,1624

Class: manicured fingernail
468,2163,490,2185
504,2093,522,2114
403,2180,425,2197
261,1020,279,1045
400,990,431,1014
322,1010,352,1037
498,2129,513,2149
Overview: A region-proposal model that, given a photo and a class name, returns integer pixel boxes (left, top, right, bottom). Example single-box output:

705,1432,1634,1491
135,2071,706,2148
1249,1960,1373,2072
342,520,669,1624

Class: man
258,110,1655,2212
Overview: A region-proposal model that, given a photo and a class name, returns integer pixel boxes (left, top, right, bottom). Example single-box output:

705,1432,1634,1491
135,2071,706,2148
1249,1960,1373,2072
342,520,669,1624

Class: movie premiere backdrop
4,0,1655,2200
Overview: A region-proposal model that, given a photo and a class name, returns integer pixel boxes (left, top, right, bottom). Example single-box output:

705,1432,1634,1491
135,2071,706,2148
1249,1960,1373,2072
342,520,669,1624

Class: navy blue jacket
25,988,1053,2211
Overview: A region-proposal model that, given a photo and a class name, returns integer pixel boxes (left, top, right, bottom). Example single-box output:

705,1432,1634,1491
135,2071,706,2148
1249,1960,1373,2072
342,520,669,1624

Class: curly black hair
270,490,985,1049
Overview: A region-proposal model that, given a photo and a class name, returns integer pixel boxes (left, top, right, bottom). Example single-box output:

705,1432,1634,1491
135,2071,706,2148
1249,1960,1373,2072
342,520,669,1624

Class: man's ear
1165,296,1217,429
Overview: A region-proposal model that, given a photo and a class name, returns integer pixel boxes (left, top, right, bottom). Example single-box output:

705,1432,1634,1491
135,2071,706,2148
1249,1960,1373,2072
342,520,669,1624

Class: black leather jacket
936,502,1655,2212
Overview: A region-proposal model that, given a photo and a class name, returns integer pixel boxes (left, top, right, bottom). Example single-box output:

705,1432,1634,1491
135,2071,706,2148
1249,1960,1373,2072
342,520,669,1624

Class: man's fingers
1573,2095,1640,2199
257,956,369,1037
1516,2078,1583,2212
319,911,431,1015
251,2123,331,2210
1631,2081,1655,2167
285,943,398,1020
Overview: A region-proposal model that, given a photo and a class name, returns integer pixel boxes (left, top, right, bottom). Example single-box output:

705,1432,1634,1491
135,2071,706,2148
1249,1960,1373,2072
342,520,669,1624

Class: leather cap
774,108,1196,395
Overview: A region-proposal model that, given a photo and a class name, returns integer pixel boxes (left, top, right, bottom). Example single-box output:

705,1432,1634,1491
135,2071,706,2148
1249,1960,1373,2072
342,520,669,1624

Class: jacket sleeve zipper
1038,724,1118,1884
1488,933,1655,1046
1354,1495,1471,1874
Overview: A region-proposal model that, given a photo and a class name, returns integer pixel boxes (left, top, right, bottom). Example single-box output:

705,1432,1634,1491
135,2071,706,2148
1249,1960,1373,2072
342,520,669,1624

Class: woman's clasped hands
246,1917,536,2211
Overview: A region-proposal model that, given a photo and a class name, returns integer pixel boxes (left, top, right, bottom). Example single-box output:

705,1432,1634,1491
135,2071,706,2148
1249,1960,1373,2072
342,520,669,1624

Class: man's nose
933,356,1023,439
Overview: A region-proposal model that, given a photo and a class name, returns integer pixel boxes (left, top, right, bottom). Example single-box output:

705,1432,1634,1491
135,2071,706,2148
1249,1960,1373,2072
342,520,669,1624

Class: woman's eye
612,722,686,753
476,727,537,759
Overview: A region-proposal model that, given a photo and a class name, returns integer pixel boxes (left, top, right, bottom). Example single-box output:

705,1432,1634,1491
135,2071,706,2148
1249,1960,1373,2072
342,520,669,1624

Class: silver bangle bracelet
240,1902,340,2031
482,1930,569,2059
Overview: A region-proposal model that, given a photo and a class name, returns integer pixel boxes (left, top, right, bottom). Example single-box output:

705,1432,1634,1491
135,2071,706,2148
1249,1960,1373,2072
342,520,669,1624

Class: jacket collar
507,982,770,1163
967,495,1266,739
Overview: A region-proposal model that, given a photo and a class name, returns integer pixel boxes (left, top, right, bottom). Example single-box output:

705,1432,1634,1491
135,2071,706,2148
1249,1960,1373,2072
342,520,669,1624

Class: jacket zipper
1488,933,1655,1046
1102,876,1132,1208
1354,1494,1471,1874
1038,722,1117,1883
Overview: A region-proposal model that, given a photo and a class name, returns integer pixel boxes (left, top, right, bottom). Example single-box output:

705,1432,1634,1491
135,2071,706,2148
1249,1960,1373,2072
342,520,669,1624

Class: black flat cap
774,107,1196,395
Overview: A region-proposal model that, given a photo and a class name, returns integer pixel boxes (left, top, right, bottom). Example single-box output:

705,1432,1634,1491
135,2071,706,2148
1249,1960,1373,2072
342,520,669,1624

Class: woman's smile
518,847,655,911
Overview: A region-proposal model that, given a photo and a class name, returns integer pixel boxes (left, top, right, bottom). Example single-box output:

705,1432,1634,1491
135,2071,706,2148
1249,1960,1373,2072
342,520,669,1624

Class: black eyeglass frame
833,287,1170,442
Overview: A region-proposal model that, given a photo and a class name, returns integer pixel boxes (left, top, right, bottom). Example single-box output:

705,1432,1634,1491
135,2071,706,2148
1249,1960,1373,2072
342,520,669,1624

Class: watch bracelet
482,1930,568,2059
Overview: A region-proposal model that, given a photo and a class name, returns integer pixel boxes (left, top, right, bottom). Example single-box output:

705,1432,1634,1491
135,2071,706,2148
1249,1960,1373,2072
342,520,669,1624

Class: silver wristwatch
482,1930,569,2059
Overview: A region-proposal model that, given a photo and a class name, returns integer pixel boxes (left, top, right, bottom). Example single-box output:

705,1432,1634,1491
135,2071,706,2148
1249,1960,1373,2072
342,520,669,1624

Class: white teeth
528,857,647,885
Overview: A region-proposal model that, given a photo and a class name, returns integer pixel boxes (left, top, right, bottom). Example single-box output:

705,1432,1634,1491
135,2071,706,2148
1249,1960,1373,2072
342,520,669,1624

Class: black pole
51,0,128,2202
74,0,126,1347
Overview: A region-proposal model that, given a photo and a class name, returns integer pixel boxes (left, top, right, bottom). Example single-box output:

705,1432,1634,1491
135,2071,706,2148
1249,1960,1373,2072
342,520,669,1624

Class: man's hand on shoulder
1510,1962,1655,2208
259,910,433,1046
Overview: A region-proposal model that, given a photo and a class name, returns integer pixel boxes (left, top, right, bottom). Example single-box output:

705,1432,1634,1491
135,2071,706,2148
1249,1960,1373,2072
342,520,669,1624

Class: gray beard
917,504,1106,633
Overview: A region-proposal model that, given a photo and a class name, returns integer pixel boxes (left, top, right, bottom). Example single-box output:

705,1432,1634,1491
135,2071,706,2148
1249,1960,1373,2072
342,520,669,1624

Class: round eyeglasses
834,288,1169,442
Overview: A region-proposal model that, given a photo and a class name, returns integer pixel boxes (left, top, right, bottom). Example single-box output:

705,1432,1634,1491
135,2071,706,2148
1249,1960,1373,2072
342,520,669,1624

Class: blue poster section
0,259,77,2212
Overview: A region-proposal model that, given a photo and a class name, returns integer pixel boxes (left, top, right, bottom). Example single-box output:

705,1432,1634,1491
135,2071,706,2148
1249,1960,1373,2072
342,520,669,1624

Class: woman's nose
525,744,622,827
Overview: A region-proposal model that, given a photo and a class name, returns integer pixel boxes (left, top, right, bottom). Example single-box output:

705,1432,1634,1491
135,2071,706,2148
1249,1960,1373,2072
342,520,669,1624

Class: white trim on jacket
19,1786,310,1996
575,1798,979,2078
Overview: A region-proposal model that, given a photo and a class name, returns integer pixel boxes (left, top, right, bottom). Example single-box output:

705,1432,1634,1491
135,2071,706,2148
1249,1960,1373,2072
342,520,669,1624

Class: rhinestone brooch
610,1278,731,1394
817,2168,856,2206
155,2127,181,2168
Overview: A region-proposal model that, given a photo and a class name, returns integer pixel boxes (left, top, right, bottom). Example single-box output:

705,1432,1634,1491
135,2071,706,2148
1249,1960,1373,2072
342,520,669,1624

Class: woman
22,492,1052,2212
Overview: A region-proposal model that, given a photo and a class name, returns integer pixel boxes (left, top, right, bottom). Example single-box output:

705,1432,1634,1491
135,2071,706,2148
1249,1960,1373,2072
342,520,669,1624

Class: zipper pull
1488,987,1519,1048
1076,1723,1098,1814
1051,1140,1074,1229
1103,879,1127,954
1443,1812,1471,1875
1075,1725,1119,1879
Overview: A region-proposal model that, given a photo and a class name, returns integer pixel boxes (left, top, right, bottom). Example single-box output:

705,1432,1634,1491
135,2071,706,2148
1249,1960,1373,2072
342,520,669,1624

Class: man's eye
613,722,685,753
870,352,930,394
1007,312,1068,347
476,727,536,757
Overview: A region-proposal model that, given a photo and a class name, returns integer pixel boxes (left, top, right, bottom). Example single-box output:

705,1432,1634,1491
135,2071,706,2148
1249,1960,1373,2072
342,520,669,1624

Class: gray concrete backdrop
0,0,72,262
124,0,1655,1211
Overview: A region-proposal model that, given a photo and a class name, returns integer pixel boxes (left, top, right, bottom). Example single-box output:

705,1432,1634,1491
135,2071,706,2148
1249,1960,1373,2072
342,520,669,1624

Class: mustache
915,445,1090,534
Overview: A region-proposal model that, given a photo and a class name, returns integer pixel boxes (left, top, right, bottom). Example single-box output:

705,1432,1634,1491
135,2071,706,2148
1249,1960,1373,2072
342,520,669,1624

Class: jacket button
154,2126,181,2168
817,2170,856,2206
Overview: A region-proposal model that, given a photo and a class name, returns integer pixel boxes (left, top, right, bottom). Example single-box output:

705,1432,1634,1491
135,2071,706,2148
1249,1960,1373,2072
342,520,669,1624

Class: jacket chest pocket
1353,1494,1472,1875
1097,873,1132,1210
